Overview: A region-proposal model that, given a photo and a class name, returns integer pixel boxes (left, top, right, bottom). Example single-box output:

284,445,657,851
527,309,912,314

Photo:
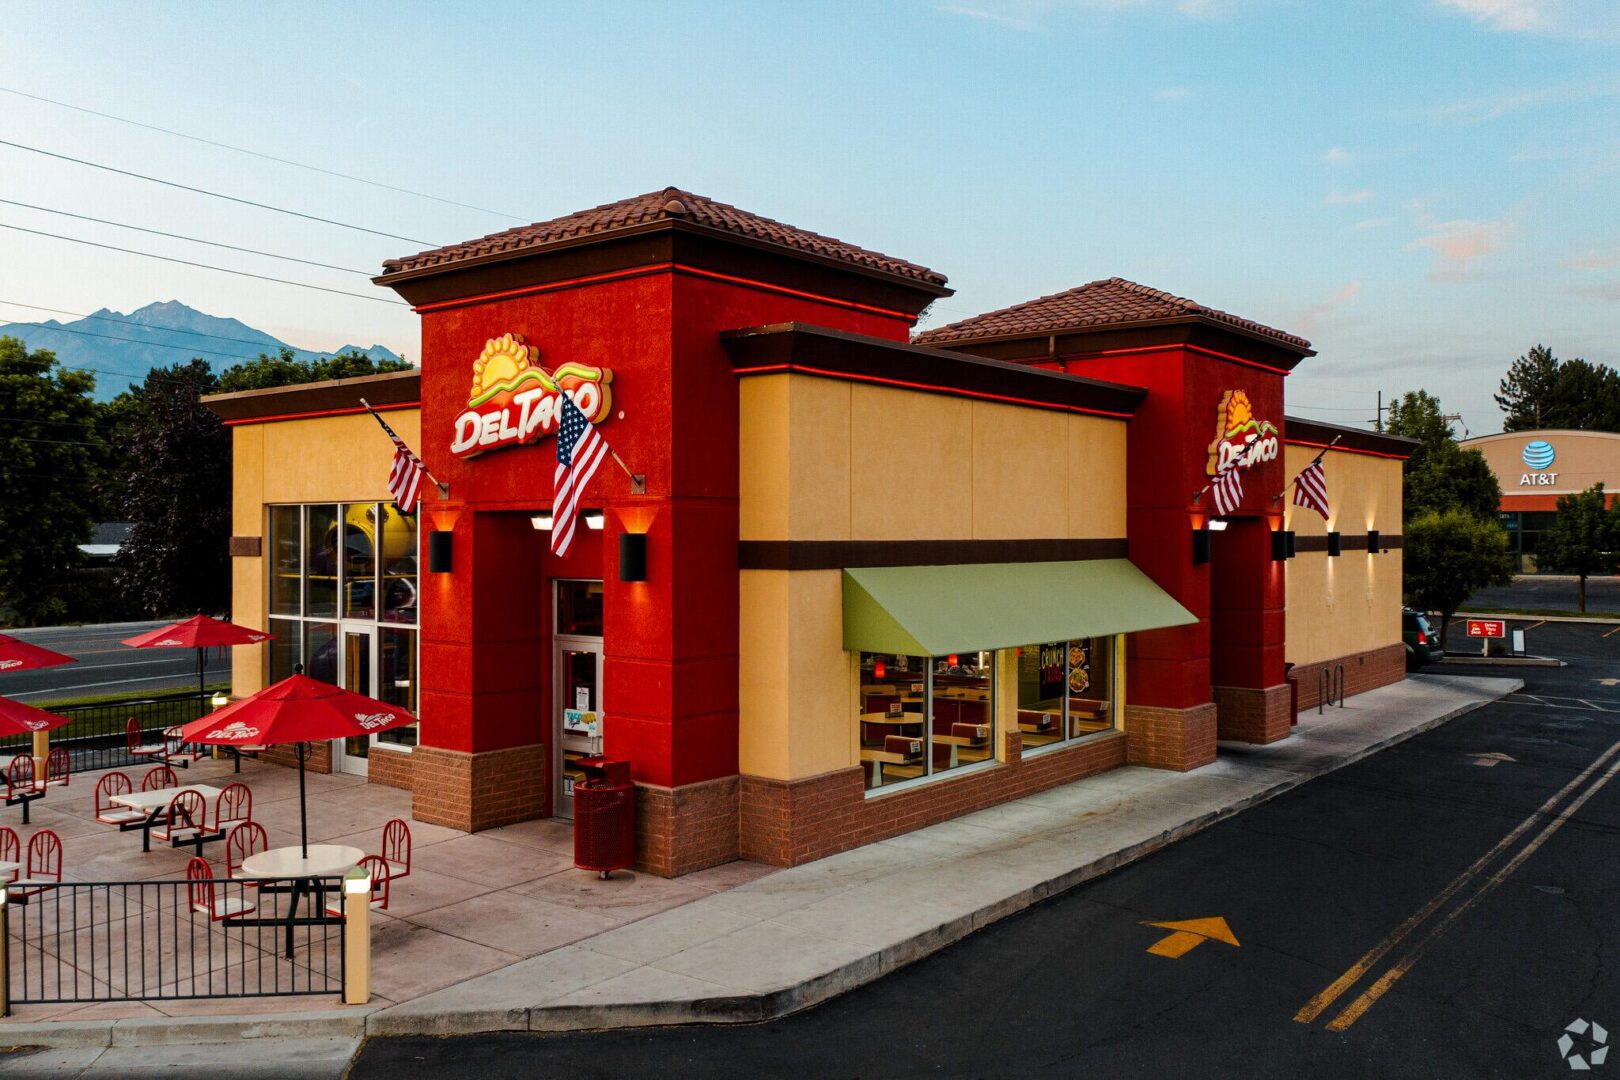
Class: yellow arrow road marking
1468,752,1516,768
1142,917,1239,958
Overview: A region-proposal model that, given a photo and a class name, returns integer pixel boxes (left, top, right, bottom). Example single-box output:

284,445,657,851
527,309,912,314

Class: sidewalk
4,672,1518,1052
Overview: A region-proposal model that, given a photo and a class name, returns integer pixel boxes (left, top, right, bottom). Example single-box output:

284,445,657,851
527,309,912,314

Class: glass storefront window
269,506,301,615
267,617,301,682
377,627,418,748
305,505,339,618
1016,637,1118,750
379,503,419,624
304,621,338,685
858,650,994,792
342,504,378,620
557,579,604,636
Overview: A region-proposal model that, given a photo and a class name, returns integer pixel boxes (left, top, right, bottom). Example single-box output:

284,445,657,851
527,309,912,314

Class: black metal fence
0,692,209,775
3,876,345,1007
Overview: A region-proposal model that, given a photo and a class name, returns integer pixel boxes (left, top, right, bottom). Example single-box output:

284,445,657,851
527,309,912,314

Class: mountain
0,300,406,399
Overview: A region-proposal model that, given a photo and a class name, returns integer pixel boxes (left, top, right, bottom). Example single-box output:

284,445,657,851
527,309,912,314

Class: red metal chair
40,747,70,790
224,821,268,883
214,782,252,832
325,854,389,916
380,818,411,881
141,764,177,792
185,856,255,921
126,717,166,762
0,825,18,883
164,725,202,763
4,754,43,822
94,771,146,825
153,789,206,845
13,828,62,898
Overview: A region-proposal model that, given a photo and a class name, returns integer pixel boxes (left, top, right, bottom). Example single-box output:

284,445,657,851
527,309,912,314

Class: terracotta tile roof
913,277,1312,352
379,187,948,289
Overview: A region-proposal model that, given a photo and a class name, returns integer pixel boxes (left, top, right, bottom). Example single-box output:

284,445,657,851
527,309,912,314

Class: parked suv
1403,608,1443,670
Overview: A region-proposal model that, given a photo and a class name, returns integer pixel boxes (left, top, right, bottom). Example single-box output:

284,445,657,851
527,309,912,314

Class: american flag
552,391,610,557
1293,458,1330,521
371,409,428,514
1211,463,1244,517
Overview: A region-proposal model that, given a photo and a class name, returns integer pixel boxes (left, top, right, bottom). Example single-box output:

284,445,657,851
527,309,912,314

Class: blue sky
1,0,1616,433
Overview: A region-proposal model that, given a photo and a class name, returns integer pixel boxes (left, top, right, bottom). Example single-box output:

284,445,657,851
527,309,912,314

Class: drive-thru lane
354,623,1620,1078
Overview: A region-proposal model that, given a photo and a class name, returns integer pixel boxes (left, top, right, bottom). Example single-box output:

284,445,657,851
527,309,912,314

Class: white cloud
1355,217,1395,230
1292,281,1362,336
1431,0,1620,40
1154,85,1194,101
937,0,1247,29
1321,147,1352,166
1422,77,1620,124
1434,0,1544,31
1405,203,1513,281
1326,189,1375,206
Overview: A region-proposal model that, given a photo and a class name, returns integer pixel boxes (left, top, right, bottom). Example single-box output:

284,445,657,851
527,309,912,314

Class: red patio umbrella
0,695,71,736
0,633,76,673
122,615,271,700
178,674,417,856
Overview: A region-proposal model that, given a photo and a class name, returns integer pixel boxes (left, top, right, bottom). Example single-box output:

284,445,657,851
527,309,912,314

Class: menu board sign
563,709,600,737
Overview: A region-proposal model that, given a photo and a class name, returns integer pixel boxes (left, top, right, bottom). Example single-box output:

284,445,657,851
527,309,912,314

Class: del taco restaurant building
204,189,1415,877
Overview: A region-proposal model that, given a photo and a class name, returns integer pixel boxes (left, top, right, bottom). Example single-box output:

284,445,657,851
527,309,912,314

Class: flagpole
1272,435,1342,505
360,397,449,499
608,449,646,495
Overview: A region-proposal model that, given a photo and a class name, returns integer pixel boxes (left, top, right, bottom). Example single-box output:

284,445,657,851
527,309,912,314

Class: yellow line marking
1142,917,1239,958
1525,620,1548,632
1603,625,1620,639
1325,750,1620,1031
1293,733,1620,1025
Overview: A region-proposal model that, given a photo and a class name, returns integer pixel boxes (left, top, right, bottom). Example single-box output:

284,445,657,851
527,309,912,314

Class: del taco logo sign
451,333,613,459
1206,390,1279,476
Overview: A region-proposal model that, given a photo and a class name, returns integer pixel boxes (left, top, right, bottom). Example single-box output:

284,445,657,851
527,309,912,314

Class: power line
0,413,103,429
0,299,314,351
0,137,438,247
0,85,522,222
0,223,408,306
0,199,371,275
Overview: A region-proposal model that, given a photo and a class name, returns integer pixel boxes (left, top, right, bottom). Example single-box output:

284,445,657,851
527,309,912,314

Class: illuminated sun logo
469,333,549,407
1223,391,1255,436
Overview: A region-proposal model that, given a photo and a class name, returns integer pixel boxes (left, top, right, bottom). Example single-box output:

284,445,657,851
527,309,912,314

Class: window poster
1039,643,1066,700
1068,641,1091,695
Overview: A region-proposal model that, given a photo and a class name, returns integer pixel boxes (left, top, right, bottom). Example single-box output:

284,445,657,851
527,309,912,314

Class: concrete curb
1437,655,1563,668
1454,610,1620,626
6,676,1519,1047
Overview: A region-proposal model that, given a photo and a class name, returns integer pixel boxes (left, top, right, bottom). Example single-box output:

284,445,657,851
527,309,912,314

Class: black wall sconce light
428,530,453,573
1327,531,1342,557
1271,529,1297,561
1367,529,1381,554
1192,528,1212,565
620,532,648,582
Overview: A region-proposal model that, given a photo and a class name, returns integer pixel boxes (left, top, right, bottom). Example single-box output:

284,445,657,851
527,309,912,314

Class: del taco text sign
1205,390,1279,477
451,333,614,458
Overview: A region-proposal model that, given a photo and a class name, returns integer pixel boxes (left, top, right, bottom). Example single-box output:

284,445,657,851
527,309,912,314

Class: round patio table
240,844,364,957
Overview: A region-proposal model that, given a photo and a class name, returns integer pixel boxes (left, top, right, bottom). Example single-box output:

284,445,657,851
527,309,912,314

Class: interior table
109,784,224,853
236,844,364,958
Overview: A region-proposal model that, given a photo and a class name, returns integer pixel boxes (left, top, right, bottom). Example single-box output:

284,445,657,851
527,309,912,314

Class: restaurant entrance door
335,625,375,776
553,578,606,821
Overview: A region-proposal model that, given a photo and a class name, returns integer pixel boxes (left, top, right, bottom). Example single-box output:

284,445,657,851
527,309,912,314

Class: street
0,620,230,701
353,622,1620,1079
1466,575,1620,616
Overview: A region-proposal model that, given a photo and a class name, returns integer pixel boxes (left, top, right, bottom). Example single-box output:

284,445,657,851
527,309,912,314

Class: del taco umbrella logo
1206,390,1280,476
450,333,613,458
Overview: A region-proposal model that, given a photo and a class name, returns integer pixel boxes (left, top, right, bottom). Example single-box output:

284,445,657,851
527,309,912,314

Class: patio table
0,859,17,881
109,784,224,854
235,843,363,958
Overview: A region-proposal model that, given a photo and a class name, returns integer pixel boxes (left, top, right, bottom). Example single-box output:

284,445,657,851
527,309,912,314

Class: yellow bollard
342,866,371,1005
31,730,47,776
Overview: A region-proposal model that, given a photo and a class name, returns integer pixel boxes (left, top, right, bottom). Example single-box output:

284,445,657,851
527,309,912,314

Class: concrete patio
1,752,770,1023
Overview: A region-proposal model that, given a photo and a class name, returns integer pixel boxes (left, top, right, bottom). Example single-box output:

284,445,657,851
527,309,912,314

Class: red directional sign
1466,619,1505,638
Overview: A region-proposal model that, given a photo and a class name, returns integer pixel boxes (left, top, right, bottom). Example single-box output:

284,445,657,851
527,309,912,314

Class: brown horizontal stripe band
1294,533,1403,552
739,538,1129,571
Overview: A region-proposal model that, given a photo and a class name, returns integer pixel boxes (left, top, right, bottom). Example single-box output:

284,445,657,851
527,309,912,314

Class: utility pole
1375,390,1384,432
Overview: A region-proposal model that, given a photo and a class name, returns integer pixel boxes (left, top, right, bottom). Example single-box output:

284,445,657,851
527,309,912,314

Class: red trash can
574,757,635,878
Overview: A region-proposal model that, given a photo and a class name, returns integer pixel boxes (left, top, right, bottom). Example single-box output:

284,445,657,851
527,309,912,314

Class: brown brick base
739,732,1128,868
366,746,415,791
635,774,739,878
1292,643,1406,710
1124,702,1217,771
1214,684,1293,744
410,743,547,832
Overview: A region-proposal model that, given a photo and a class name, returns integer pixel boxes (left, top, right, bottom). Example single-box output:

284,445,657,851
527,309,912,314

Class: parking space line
1325,749,1620,1031
1294,732,1620,1026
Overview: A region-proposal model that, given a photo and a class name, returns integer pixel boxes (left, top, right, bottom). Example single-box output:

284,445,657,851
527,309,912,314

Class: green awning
842,559,1196,657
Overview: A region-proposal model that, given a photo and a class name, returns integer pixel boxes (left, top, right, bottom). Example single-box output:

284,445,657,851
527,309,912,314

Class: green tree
108,360,230,616
1496,345,1620,432
1384,390,1501,521
0,337,102,625
1536,483,1620,613
217,348,410,393
1404,509,1515,651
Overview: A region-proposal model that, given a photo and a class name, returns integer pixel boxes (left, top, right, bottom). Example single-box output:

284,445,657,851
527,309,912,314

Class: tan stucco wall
228,409,420,697
1282,444,1403,667
737,374,1129,781
1462,429,1620,502
739,375,1128,542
